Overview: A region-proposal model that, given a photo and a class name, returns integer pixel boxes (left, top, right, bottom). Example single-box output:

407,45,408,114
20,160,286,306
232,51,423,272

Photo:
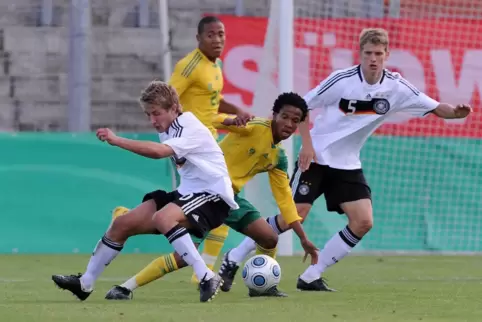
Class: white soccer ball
242,254,281,293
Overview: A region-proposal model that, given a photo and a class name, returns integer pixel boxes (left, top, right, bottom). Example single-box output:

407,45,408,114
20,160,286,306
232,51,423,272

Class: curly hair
272,92,308,121
139,80,182,113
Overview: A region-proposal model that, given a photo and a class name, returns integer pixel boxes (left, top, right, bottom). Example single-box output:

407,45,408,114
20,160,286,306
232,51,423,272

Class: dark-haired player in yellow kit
105,93,319,299
169,16,251,136
111,16,252,286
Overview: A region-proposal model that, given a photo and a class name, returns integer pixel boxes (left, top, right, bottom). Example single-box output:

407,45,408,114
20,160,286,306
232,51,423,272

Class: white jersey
159,112,238,210
304,64,439,170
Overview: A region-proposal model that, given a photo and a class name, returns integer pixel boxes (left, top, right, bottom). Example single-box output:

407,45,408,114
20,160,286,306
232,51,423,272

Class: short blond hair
359,28,389,51
139,80,182,113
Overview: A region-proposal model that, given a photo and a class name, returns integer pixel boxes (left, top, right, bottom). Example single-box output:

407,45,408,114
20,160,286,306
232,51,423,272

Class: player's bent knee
348,216,373,237
242,219,279,249
342,198,373,236
107,215,138,242
152,211,172,234
356,218,373,233
153,203,188,234
257,231,278,250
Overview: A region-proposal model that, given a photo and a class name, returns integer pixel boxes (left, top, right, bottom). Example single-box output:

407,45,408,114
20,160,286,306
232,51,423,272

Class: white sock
229,237,256,263
228,215,284,264
300,226,361,283
121,276,138,291
201,253,218,268
80,235,123,291
165,226,214,281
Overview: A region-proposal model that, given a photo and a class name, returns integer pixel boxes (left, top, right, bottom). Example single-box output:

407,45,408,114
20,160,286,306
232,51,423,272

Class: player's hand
298,145,317,172
221,117,239,127
234,110,254,126
454,104,472,118
96,128,119,145
301,238,319,265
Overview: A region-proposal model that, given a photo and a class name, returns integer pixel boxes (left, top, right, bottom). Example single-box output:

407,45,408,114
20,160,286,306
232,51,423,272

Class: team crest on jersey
373,99,390,115
248,148,255,155
298,184,310,195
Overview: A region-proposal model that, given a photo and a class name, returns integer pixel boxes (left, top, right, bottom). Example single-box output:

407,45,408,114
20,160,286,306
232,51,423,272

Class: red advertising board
218,15,482,137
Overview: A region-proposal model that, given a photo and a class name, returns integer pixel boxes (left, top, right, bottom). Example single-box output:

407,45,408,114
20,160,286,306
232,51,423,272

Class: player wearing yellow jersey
105,93,319,299
112,16,252,285
169,16,251,138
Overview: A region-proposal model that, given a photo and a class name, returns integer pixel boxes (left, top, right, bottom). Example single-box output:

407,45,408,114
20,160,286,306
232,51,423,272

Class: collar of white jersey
357,64,386,86
166,112,183,135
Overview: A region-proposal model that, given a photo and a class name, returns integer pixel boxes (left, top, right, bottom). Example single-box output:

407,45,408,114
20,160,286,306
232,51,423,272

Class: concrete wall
0,0,473,131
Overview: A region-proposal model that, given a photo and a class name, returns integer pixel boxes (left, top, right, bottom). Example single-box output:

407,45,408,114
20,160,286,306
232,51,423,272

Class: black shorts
290,162,371,214
142,190,230,238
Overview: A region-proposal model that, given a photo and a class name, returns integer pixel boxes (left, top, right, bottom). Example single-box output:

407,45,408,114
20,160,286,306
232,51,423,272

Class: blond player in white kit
294,28,472,291
51,81,238,303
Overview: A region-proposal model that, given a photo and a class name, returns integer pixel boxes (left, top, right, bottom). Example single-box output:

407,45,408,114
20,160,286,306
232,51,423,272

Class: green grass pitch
1,254,481,322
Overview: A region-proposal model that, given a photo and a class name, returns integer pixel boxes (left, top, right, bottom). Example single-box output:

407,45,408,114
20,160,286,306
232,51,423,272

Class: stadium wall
2,133,482,254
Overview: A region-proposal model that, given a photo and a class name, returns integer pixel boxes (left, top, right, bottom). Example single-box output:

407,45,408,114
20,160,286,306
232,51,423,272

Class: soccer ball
242,255,281,293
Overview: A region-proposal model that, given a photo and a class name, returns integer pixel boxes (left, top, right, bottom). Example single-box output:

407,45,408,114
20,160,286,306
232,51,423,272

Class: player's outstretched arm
268,168,319,264
397,76,472,120
432,103,472,119
212,113,253,134
219,98,253,125
96,128,174,159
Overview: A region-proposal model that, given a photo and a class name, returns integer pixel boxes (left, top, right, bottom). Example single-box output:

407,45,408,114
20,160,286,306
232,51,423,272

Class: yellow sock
107,206,130,231
255,244,277,259
134,253,179,287
112,206,129,219
190,224,229,284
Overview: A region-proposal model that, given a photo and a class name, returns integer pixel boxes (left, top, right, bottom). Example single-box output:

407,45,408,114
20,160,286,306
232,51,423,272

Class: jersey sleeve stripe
384,73,398,82
181,52,201,76
182,56,201,77
171,118,184,138
399,79,420,96
170,120,180,137
252,117,269,122
249,119,270,124
181,53,202,77
316,68,358,96
384,72,420,96
384,73,395,80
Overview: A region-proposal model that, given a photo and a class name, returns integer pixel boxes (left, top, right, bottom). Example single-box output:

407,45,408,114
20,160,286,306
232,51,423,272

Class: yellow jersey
213,116,302,225
169,48,224,138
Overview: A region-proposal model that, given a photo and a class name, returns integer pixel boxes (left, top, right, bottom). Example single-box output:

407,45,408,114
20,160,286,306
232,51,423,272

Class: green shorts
224,194,262,232
190,194,262,244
